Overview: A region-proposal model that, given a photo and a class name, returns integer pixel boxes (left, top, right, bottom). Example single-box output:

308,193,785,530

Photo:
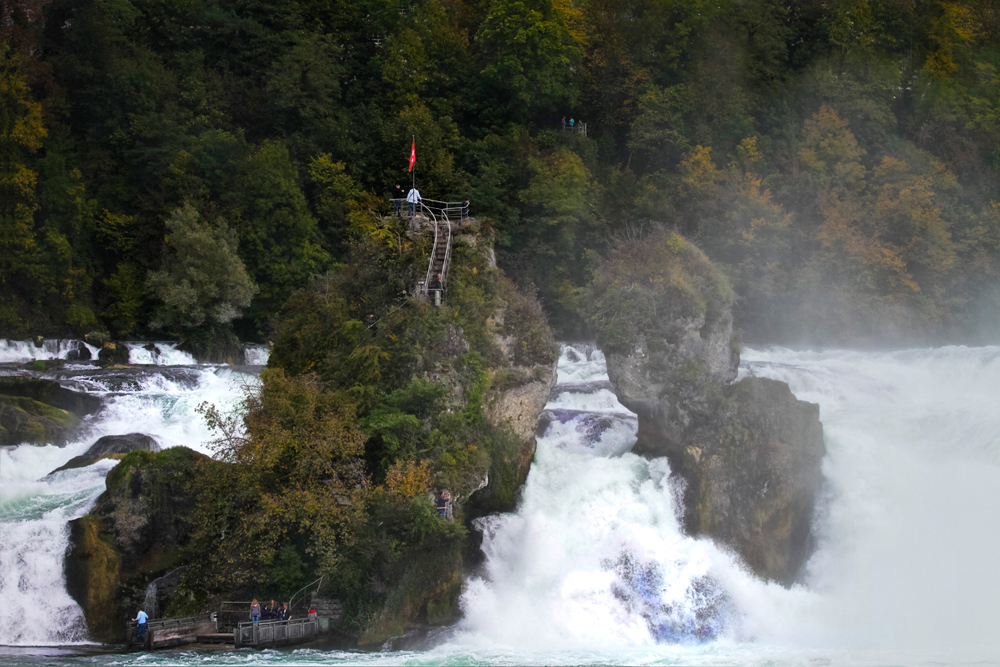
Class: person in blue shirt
133,610,148,642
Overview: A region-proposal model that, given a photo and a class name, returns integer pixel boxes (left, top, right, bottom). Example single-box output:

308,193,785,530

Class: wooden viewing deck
127,614,324,650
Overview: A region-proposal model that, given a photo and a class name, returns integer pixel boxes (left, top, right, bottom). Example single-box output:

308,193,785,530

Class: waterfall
124,342,198,366
243,344,271,366
0,364,253,645
0,339,100,364
446,344,1000,662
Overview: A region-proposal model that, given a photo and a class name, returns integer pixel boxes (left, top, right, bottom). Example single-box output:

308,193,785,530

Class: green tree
0,47,46,333
475,0,585,122
147,203,257,331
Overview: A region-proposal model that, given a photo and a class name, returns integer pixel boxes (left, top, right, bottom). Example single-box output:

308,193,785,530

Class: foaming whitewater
439,344,1000,665
737,346,1000,654
124,342,197,366
455,345,755,651
0,364,255,646
0,339,99,364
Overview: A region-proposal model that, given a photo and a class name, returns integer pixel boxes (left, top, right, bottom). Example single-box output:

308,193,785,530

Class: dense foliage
5,0,1000,344
182,230,553,639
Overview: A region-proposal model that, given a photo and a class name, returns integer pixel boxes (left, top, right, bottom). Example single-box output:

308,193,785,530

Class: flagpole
412,135,415,190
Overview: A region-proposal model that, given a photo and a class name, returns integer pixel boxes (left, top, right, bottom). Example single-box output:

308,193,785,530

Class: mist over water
439,344,1000,663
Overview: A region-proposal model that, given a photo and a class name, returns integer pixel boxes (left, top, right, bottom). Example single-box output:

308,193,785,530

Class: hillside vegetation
4,0,1000,344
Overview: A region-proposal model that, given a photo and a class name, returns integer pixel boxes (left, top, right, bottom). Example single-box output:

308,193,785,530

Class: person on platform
133,609,148,642
407,185,421,216
392,184,405,216
281,603,291,621
461,199,470,220
250,599,261,623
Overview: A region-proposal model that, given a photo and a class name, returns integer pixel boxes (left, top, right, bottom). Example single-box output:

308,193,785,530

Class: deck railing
234,618,319,648
126,612,215,647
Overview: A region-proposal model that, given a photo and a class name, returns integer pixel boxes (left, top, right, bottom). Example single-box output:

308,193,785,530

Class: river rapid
1,341,998,666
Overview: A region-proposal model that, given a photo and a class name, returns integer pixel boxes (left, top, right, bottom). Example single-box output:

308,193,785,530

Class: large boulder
585,231,825,585
0,395,80,446
0,377,103,446
0,376,102,416
650,377,824,584
50,433,161,475
65,447,210,642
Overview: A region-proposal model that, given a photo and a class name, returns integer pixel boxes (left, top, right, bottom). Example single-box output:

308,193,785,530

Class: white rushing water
0,365,254,646
435,344,1000,665
2,344,1000,667
0,339,99,364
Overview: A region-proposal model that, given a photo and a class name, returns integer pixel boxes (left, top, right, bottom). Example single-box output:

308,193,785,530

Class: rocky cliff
585,230,824,585
65,447,209,642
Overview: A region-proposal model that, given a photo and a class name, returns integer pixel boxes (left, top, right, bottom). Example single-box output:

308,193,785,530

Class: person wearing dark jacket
392,184,405,216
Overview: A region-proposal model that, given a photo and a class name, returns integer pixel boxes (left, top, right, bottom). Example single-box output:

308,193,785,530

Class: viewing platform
126,587,340,651
389,197,473,306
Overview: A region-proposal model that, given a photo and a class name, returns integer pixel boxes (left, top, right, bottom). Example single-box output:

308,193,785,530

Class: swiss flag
408,139,416,172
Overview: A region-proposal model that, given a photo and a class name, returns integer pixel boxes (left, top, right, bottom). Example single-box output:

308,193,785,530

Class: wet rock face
0,377,101,446
604,310,739,416
49,433,161,475
671,378,825,585
590,235,824,585
603,336,825,585
65,447,209,642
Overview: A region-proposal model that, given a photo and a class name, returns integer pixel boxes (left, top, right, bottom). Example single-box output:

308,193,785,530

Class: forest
3,0,1000,345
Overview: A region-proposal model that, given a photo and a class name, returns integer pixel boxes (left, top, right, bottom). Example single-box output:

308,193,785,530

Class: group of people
249,598,291,623
561,116,583,132
391,184,470,220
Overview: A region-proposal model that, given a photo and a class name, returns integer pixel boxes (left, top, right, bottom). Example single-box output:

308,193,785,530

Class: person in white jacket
406,186,421,216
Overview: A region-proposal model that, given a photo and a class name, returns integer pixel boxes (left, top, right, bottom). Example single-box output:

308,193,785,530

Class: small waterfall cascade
142,582,159,621
0,360,254,646
0,339,100,364
243,344,271,366
124,342,197,366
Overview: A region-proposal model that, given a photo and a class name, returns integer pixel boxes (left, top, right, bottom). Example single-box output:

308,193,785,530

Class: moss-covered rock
49,433,160,475
64,447,213,642
65,515,122,643
0,395,80,445
0,376,103,416
586,232,825,585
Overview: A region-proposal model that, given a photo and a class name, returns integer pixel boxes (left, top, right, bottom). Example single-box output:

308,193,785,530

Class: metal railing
126,612,215,647
234,618,319,648
561,121,587,136
287,576,324,613
389,198,468,221
388,197,463,305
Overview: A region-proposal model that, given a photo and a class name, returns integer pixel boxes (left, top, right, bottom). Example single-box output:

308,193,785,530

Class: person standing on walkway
250,599,261,623
392,184,405,216
462,199,470,220
407,185,422,216
133,609,148,642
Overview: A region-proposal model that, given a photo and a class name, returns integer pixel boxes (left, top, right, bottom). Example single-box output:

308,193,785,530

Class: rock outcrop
586,231,824,585
50,433,161,475
65,447,209,642
0,377,102,445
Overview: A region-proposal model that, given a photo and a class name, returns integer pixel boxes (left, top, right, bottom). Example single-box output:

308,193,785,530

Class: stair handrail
440,209,453,296
420,201,440,302
287,576,324,612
